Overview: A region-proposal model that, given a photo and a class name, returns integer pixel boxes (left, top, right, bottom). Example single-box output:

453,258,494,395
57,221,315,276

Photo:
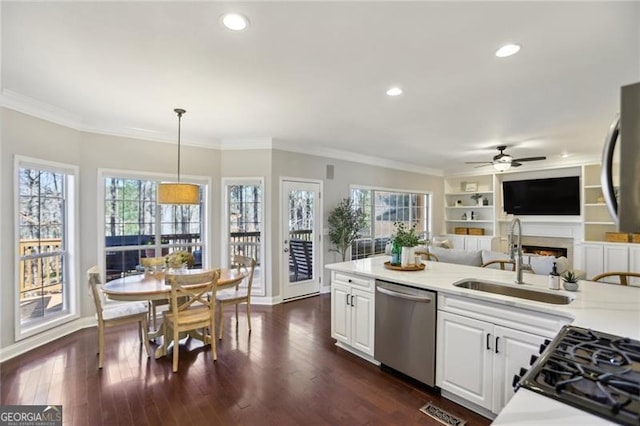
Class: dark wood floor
1,294,490,425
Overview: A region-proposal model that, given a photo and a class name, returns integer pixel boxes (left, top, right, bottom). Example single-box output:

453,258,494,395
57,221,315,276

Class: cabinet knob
348,279,352,283
512,374,521,389
529,355,539,366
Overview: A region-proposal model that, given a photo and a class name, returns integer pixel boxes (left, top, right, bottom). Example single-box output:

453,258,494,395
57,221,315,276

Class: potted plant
471,193,483,206
328,198,367,262
562,270,579,291
165,250,195,270
392,222,427,267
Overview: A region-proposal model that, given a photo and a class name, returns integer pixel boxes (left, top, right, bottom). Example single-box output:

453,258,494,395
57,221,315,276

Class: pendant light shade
158,108,200,205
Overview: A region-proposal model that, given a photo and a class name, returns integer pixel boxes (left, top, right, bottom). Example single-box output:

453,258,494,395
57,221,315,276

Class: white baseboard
251,295,282,305
0,316,96,363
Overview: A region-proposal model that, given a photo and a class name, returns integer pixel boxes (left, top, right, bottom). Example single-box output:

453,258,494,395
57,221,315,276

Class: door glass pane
288,189,314,282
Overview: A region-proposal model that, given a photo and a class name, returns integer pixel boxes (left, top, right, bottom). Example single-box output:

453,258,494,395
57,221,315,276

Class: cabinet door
476,237,494,251
582,244,604,280
464,237,480,251
604,245,629,284
331,282,351,345
629,246,640,287
492,326,548,414
436,311,493,409
351,288,375,356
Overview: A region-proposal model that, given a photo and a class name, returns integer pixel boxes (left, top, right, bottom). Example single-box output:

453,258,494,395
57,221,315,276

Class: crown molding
272,140,444,177
1,89,84,130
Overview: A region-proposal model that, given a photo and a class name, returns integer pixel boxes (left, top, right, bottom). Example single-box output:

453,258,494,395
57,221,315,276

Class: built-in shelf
583,185,603,189
445,206,494,209
446,220,493,223
584,203,607,207
496,218,582,224
445,191,494,196
584,221,616,225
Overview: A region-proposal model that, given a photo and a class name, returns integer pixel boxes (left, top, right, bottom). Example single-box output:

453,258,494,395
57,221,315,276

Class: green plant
562,270,579,283
470,193,482,202
165,250,195,268
328,198,367,261
392,222,427,247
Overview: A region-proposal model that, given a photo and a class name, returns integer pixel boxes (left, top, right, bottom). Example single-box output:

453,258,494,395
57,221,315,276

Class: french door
281,179,321,300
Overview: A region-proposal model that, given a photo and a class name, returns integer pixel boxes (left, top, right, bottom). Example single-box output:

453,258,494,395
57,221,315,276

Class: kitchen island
326,256,640,424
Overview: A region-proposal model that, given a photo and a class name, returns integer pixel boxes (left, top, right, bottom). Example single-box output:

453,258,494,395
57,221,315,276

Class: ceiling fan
465,145,547,172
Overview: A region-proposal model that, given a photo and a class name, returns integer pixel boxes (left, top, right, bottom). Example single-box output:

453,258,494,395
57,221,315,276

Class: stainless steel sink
453,279,573,305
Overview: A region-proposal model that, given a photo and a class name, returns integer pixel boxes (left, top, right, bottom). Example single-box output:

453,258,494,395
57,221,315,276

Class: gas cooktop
515,325,640,425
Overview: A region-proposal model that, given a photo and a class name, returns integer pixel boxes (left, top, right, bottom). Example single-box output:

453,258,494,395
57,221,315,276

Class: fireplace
522,245,568,258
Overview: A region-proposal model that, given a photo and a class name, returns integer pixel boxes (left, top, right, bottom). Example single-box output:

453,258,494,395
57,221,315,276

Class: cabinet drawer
438,293,570,338
332,272,373,291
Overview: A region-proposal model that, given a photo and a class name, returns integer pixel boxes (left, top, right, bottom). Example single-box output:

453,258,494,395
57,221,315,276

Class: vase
401,247,414,267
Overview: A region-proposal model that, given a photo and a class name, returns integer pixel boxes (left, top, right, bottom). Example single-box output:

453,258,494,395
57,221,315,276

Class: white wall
0,108,219,351
0,108,444,357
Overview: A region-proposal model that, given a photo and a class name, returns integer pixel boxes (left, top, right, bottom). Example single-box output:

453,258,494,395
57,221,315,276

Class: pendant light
158,108,200,204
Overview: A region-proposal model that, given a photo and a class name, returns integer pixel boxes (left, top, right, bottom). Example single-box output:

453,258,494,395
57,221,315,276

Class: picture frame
464,182,478,192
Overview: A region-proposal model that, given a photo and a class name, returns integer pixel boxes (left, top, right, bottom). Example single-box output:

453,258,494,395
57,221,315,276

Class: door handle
486,333,491,351
601,114,620,223
346,294,350,306
376,286,432,302
350,295,355,307
495,336,500,353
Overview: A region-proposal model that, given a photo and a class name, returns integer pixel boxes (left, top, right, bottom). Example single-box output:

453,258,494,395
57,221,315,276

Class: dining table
102,268,245,358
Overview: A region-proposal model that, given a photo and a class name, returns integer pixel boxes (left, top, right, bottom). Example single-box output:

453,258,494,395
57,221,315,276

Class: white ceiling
2,1,639,174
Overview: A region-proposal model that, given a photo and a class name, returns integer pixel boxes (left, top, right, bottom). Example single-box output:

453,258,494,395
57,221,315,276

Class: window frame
97,168,211,282
349,184,433,260
14,156,80,341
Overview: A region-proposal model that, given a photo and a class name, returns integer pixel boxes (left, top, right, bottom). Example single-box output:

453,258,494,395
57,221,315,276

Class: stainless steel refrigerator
601,82,640,233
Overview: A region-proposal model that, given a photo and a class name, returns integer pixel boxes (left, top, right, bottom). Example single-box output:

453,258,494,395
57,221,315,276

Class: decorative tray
384,261,425,271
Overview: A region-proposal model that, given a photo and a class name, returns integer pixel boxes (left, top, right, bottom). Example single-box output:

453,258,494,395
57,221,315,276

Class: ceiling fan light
493,161,512,172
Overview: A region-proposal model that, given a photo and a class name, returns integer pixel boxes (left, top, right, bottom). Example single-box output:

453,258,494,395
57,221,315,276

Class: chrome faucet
509,218,527,284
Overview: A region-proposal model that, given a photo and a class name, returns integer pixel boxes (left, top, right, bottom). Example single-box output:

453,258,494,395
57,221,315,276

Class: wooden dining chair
217,256,256,340
414,250,439,262
141,256,169,333
163,269,220,372
481,259,516,271
87,266,151,369
591,271,640,286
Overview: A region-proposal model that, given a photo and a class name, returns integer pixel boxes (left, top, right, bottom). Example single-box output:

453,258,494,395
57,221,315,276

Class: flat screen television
502,176,580,215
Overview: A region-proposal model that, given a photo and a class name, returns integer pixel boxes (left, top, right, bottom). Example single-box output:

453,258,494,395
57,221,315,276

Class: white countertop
326,257,640,339
325,257,640,424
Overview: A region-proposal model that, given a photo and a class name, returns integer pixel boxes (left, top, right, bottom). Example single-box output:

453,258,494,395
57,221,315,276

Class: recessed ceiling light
221,13,249,31
386,87,403,96
495,44,521,58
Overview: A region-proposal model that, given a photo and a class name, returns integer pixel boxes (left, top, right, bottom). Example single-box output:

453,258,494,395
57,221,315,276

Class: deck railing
18,238,63,300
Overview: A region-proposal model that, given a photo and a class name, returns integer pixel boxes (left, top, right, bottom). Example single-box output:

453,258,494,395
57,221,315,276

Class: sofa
426,245,577,277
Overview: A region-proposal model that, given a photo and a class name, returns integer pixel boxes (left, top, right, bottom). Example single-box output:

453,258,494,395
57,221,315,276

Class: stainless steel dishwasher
374,280,437,387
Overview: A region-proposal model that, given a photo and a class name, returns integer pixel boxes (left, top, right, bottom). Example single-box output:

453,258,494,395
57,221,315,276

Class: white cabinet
437,294,566,415
582,163,618,242
581,242,639,284
437,311,547,414
446,235,498,251
330,272,375,356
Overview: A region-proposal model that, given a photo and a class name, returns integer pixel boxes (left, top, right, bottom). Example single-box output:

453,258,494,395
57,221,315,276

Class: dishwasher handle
376,285,433,303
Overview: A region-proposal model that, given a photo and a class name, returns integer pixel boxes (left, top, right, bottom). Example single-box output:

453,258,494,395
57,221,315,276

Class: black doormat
419,402,467,426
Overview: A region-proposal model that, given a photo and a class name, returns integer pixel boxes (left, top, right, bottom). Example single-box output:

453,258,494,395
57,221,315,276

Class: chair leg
210,316,217,362
246,301,251,332
138,319,143,342
172,324,180,373
152,303,158,332
218,301,224,340
235,304,239,324
98,324,105,369
141,317,151,358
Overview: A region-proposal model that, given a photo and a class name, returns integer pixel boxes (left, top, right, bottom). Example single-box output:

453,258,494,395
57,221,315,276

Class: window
101,172,207,281
351,187,431,260
223,178,265,295
16,157,78,339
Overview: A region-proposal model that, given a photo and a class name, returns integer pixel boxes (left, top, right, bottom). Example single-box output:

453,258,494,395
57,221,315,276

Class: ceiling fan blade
511,162,523,167
512,156,546,162
465,161,492,164
473,164,491,168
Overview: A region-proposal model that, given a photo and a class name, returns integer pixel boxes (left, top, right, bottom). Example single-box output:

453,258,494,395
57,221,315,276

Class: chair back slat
592,271,640,286
166,269,220,317
87,265,105,321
